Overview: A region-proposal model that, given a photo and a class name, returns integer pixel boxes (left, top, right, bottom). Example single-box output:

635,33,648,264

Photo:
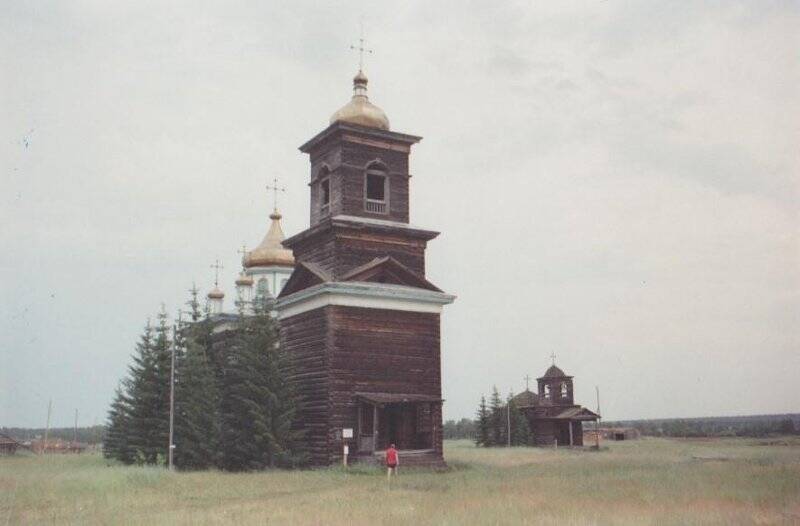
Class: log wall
279,308,332,466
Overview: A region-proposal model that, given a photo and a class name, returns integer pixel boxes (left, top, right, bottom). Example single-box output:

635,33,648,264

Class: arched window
560,382,568,398
364,161,388,214
318,166,331,215
544,384,551,399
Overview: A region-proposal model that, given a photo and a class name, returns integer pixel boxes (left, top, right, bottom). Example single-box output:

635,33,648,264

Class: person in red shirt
385,443,399,480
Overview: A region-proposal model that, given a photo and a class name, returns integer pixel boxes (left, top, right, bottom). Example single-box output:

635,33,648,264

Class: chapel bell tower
538,364,574,406
277,66,455,467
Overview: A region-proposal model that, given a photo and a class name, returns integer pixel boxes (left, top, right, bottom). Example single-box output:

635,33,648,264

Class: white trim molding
276,281,456,320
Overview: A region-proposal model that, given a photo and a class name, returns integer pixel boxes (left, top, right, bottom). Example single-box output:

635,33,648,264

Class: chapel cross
524,374,532,391
210,259,224,287
266,178,286,212
550,352,557,365
350,22,373,71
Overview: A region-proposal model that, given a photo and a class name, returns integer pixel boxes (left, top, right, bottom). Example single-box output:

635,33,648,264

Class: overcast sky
2,1,798,428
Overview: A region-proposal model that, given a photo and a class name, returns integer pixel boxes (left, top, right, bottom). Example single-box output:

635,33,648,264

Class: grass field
2,437,799,525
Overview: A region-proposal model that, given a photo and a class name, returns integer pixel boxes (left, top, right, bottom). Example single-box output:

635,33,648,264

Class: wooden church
511,364,599,446
276,68,455,467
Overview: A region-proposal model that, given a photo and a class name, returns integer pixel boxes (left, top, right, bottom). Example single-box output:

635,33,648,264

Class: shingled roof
538,364,572,379
510,389,540,408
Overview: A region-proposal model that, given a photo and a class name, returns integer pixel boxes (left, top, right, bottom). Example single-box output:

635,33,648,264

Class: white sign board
342,428,354,439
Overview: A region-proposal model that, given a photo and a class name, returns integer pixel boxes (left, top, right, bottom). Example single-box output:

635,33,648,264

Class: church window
257,278,269,296
561,382,568,398
544,384,551,399
366,173,385,201
365,163,388,214
321,178,330,208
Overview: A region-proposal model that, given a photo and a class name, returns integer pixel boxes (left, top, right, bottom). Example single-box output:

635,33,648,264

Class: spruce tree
507,392,531,446
218,295,306,470
127,320,160,464
174,336,219,470
475,395,490,447
151,307,173,466
489,386,505,446
104,383,133,463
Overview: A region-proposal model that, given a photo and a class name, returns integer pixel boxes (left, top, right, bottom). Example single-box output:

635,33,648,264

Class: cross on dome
210,259,223,287
266,178,286,213
350,23,373,72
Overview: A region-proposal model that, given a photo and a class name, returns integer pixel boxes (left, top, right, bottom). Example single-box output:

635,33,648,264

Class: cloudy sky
2,1,798,428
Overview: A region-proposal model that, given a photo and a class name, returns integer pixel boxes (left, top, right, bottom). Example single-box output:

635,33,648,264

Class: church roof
553,407,600,420
330,70,390,130
340,257,443,292
243,209,295,269
510,389,539,408
235,272,253,286
207,286,224,300
539,364,571,380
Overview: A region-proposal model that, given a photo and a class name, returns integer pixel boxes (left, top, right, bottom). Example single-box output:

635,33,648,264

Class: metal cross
350,22,373,71
524,374,532,391
550,352,557,365
237,244,248,259
266,178,286,212
210,259,223,287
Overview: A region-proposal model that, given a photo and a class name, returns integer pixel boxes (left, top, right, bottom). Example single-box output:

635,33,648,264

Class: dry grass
2,437,799,525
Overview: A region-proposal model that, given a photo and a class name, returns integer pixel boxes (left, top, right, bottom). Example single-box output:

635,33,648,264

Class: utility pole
168,323,177,471
595,385,601,449
507,395,511,447
43,398,52,454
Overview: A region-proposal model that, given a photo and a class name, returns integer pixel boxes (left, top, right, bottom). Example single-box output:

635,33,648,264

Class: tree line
605,415,798,438
103,288,307,470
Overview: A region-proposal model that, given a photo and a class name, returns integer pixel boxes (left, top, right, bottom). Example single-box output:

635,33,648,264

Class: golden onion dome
243,209,295,268
207,286,224,300
235,272,254,286
329,70,390,130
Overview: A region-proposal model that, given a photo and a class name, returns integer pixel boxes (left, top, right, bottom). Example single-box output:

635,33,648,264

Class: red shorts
387,463,397,469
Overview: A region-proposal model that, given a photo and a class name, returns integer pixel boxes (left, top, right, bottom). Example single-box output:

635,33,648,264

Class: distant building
511,364,599,446
0,433,21,455
598,427,640,441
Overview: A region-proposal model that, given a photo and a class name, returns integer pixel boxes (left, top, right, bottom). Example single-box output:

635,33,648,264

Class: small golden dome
330,70,390,130
235,272,254,286
243,209,295,268
207,287,224,300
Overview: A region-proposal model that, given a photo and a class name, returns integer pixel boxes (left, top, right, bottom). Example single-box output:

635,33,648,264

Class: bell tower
304,71,419,227
277,66,455,467
538,363,574,406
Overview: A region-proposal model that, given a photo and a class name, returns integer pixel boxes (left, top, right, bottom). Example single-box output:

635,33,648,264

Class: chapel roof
539,364,571,380
207,286,224,300
510,389,539,408
243,209,295,269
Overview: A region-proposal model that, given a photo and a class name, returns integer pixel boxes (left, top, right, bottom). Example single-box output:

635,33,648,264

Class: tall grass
2,437,799,525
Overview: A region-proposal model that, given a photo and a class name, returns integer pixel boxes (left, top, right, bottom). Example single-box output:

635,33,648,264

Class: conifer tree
475,395,490,447
507,392,531,446
218,296,306,470
173,335,219,470
126,320,160,464
151,307,173,466
104,383,133,463
489,386,505,446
